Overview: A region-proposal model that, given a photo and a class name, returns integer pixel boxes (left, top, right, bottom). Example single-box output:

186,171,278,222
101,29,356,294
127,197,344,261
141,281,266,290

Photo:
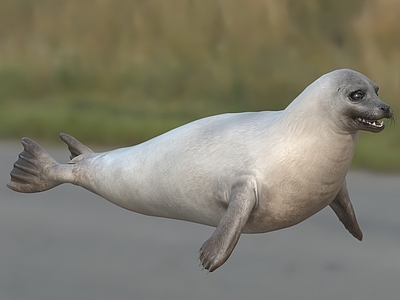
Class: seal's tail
7,138,63,193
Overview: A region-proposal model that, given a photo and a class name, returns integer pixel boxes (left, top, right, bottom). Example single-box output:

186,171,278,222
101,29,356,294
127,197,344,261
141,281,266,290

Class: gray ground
1,140,399,300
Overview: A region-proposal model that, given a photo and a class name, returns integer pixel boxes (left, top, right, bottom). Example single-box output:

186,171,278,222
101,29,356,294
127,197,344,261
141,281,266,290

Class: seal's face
348,85,392,133
332,70,393,133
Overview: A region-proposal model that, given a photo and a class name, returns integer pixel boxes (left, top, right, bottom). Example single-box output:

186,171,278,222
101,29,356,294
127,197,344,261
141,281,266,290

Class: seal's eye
350,90,364,101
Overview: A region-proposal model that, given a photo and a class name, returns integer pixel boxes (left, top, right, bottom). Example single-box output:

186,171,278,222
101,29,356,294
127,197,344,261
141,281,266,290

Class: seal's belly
244,172,344,233
244,194,336,234
241,135,354,233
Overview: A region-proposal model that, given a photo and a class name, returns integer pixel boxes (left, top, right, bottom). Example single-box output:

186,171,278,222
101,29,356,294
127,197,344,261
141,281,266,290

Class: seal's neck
279,84,355,137
276,93,359,175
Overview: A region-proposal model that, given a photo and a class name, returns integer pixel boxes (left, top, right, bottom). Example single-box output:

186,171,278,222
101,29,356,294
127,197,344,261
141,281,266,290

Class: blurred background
0,0,399,170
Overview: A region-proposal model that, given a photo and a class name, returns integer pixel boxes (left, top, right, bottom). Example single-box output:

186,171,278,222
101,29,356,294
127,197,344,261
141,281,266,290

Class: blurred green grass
0,0,399,170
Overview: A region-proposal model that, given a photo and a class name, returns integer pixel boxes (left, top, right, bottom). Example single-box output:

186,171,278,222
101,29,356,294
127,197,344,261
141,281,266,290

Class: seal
7,69,393,272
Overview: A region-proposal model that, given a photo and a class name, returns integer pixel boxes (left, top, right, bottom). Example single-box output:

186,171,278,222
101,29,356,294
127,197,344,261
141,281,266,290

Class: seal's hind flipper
7,138,62,193
59,133,93,160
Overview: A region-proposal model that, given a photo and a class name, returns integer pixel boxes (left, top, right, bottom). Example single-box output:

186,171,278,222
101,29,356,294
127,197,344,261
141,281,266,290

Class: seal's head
322,69,393,133
283,69,393,135
332,69,393,132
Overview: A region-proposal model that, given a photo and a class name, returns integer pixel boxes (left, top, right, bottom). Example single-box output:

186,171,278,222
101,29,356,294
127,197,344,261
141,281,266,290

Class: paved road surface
1,140,399,300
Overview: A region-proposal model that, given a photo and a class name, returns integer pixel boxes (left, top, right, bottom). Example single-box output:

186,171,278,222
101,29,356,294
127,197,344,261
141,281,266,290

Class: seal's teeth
356,117,384,127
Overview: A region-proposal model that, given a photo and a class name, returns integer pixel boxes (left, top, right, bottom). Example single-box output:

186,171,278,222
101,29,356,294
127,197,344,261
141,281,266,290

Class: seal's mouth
354,117,385,132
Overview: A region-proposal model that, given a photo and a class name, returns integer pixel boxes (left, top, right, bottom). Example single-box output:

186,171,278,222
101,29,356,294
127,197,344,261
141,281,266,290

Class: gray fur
7,69,393,272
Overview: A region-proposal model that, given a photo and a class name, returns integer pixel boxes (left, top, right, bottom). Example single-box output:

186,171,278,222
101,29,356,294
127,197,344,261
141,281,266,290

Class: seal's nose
379,104,390,112
378,103,392,118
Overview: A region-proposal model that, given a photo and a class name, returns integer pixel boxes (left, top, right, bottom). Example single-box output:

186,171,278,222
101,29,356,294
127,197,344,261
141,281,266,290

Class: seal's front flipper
329,179,363,241
199,176,258,272
59,133,93,160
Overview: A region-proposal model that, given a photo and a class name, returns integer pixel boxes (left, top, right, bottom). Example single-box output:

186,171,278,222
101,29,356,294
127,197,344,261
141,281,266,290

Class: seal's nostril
379,104,390,111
